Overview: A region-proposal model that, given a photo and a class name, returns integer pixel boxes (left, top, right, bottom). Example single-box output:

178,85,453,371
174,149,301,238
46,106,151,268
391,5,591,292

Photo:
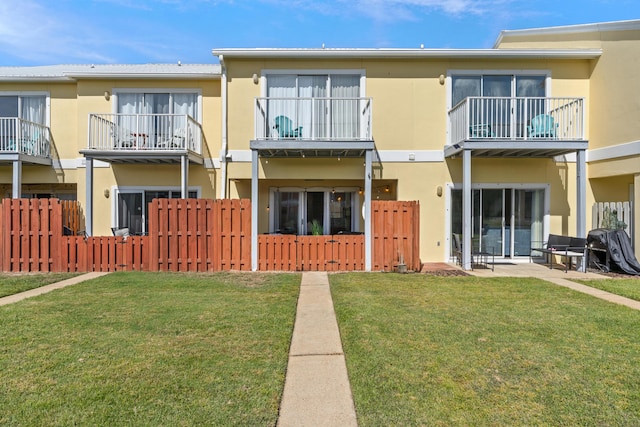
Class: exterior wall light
252,73,259,84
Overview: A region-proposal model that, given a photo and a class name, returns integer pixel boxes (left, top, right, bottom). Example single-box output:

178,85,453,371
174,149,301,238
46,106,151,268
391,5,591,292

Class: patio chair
452,233,495,271
469,123,494,138
110,124,136,149
527,114,558,138
156,128,186,149
273,115,303,138
111,227,130,241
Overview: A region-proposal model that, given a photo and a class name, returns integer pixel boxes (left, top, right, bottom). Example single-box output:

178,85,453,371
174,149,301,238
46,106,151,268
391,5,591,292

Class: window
0,95,46,124
116,188,198,235
271,188,360,235
266,73,361,139
451,74,546,138
114,91,199,147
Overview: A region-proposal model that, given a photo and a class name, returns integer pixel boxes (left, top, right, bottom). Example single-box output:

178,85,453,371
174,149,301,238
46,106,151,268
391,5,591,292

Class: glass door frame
447,183,550,260
269,186,361,235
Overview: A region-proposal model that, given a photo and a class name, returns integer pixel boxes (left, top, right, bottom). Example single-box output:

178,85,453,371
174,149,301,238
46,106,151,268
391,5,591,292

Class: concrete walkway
277,271,358,427
0,272,110,306
467,261,640,310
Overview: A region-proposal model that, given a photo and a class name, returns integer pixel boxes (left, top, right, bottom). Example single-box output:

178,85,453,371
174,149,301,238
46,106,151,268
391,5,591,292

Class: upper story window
452,74,546,107
116,91,199,120
265,73,363,139
0,94,47,124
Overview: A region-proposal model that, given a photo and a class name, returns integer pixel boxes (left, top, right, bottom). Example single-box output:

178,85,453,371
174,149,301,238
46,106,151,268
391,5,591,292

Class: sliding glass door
271,188,360,235
451,187,545,257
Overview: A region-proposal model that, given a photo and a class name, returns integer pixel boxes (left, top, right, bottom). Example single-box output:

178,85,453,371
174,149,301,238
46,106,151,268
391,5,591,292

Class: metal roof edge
211,48,602,60
493,19,640,48
62,72,220,79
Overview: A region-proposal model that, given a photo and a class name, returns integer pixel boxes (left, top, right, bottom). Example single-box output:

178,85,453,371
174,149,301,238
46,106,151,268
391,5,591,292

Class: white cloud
0,1,115,64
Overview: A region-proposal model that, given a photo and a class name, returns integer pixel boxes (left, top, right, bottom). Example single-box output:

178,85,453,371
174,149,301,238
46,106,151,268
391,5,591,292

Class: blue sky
0,0,638,66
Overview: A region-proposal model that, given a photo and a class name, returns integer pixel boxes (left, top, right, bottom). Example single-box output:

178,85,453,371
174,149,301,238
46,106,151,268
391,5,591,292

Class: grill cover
587,229,640,275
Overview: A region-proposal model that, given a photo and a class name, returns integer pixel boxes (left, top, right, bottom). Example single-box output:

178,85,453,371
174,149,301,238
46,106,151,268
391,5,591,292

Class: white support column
462,149,472,270
364,150,373,271
85,157,94,236
576,149,586,238
251,150,259,271
180,155,189,198
12,160,22,198
634,174,639,252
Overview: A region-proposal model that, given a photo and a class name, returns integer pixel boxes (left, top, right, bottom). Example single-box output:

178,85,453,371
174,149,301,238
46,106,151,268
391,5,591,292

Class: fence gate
295,235,364,272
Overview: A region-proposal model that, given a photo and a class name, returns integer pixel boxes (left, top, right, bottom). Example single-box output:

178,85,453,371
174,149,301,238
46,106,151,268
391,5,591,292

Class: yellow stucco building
1,20,639,270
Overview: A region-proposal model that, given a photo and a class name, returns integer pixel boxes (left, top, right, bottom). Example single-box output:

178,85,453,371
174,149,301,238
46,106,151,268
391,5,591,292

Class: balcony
446,97,587,158
84,114,203,164
0,118,51,165
251,97,374,158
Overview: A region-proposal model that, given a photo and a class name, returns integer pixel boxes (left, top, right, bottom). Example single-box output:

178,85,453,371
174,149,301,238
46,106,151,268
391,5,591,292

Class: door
452,187,545,258
117,192,143,235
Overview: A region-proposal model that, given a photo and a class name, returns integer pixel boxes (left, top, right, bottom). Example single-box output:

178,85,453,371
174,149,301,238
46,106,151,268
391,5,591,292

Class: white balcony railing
449,97,584,145
0,118,51,158
88,114,202,154
255,97,372,141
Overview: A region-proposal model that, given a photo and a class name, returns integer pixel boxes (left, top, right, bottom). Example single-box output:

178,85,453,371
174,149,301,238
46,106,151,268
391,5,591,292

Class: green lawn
0,273,80,298
0,272,300,426
575,278,640,302
331,273,640,426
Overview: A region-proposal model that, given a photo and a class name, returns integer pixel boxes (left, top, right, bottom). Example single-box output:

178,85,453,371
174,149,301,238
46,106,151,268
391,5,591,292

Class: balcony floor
250,140,375,158
444,139,588,158
79,149,203,165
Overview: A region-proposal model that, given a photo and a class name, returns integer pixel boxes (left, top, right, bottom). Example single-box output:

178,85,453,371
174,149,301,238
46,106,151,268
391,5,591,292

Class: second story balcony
0,118,51,165
252,97,374,158
86,114,203,163
447,97,587,158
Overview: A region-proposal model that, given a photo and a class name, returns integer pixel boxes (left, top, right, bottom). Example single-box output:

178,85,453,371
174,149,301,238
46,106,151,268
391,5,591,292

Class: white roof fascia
494,19,640,48
212,48,601,60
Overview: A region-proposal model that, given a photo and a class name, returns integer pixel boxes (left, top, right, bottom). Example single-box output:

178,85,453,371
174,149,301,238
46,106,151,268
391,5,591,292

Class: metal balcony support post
462,149,472,270
576,149,586,238
12,159,22,198
85,157,93,236
251,149,259,271
180,154,188,198
364,149,373,271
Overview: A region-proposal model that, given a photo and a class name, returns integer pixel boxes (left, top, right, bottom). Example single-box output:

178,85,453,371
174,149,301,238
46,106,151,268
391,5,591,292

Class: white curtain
117,93,143,134
267,75,297,138
20,96,45,124
331,75,359,139
298,75,326,139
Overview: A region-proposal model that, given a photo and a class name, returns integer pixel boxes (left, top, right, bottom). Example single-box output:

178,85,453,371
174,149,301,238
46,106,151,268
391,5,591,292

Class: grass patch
331,273,640,426
0,273,80,298
0,271,300,426
575,278,640,302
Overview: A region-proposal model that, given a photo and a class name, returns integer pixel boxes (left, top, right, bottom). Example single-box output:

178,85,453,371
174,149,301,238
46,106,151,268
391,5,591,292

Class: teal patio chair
527,114,558,138
273,115,303,138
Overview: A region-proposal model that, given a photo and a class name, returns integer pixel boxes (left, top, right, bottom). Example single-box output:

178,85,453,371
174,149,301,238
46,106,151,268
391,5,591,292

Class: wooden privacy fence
257,200,421,272
0,198,420,273
592,201,633,238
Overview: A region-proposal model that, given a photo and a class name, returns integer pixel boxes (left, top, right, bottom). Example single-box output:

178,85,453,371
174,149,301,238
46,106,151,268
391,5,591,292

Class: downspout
219,54,228,199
